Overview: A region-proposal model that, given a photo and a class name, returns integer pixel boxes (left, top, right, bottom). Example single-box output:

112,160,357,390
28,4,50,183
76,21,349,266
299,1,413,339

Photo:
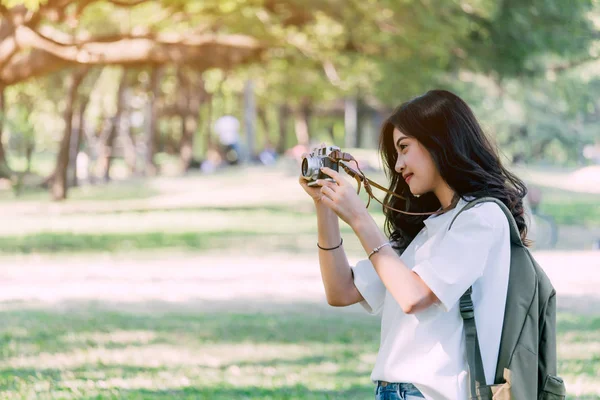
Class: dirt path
1,250,598,314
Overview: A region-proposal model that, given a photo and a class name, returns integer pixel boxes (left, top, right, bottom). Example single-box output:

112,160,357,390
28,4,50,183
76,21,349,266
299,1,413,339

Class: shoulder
454,199,509,234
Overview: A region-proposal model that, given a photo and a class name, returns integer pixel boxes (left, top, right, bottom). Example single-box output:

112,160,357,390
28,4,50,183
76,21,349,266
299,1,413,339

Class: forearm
315,203,359,306
351,214,432,313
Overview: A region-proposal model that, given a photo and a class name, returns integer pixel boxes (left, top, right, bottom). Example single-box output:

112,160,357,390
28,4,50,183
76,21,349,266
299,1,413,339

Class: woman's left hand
316,167,369,228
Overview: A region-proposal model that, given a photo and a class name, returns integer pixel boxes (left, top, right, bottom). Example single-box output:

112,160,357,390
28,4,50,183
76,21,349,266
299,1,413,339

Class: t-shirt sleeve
351,259,386,315
412,204,504,312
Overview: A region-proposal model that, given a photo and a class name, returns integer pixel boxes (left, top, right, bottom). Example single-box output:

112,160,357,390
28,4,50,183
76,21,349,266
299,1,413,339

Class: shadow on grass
0,300,378,399
1,299,599,399
113,384,374,399
0,300,379,359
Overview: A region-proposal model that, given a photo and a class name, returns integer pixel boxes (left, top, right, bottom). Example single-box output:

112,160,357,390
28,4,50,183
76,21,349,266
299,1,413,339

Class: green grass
0,302,379,399
0,230,306,254
0,304,598,399
0,162,598,399
0,229,370,257
536,186,600,227
0,203,384,255
0,162,596,255
0,193,595,254
0,182,158,203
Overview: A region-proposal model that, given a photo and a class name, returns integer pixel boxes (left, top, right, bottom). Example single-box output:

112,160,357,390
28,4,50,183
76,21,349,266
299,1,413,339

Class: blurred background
0,0,598,399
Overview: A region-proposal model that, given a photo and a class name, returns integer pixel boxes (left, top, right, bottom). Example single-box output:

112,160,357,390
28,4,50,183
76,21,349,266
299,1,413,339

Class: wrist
350,209,373,232
315,201,335,215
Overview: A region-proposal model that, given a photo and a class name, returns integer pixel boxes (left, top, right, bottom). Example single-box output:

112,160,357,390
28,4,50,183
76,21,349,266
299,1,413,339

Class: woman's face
393,127,442,196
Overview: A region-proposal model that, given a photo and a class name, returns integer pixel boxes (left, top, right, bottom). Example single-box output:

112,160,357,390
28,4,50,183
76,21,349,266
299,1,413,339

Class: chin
410,186,431,198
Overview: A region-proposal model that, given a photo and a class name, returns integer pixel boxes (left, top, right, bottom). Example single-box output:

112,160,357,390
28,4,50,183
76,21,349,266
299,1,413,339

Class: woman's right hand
299,146,327,204
299,173,325,204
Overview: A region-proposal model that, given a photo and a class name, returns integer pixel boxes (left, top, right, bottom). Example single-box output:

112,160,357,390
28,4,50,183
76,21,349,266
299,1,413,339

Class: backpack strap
460,288,491,398
453,197,521,397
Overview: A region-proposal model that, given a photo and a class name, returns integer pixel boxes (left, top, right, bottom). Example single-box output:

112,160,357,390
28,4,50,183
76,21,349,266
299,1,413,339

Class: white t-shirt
352,198,510,400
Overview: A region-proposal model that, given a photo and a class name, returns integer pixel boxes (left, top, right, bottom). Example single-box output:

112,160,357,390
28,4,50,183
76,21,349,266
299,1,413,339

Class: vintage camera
301,145,340,187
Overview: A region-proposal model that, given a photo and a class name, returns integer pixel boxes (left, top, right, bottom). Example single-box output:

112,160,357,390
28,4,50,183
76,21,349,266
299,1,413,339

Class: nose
395,155,405,174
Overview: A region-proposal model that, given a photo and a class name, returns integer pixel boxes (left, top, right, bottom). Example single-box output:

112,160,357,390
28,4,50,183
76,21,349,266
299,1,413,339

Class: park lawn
535,187,600,227
0,303,598,399
0,180,159,203
0,161,597,255
0,205,376,256
0,188,598,255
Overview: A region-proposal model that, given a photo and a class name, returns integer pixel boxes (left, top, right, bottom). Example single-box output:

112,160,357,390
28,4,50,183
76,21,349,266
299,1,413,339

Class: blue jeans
375,381,425,400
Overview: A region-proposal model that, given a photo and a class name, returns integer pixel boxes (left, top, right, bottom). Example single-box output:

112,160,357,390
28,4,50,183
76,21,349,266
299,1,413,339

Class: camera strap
328,150,456,217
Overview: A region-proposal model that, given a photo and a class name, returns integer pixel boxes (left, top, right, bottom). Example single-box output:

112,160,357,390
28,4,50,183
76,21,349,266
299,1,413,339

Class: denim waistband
376,381,423,396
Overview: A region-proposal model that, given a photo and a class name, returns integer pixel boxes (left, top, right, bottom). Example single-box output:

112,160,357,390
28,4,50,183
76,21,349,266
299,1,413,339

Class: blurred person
213,115,241,165
299,90,529,400
200,143,223,174
76,151,90,183
286,143,309,165
258,139,278,165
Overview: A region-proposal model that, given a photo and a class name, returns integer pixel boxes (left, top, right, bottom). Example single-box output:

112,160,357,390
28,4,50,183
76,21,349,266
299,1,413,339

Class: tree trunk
0,86,12,179
121,108,137,175
244,79,256,161
25,144,34,174
68,97,89,187
144,67,160,176
294,101,311,147
177,68,194,172
276,104,288,154
87,110,111,185
356,97,365,148
205,93,214,153
258,105,271,147
51,67,88,200
97,69,128,182
344,97,358,148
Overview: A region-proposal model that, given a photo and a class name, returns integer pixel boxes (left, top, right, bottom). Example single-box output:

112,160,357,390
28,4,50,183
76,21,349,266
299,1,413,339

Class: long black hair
378,89,529,251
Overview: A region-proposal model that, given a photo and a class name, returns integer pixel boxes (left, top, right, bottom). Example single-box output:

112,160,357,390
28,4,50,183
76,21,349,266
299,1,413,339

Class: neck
434,182,456,209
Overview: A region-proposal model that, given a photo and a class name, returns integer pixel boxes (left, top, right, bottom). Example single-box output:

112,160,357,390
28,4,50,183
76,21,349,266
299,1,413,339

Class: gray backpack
451,197,566,400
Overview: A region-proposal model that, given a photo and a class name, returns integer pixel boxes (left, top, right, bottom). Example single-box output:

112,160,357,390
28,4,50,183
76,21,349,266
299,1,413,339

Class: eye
399,144,408,152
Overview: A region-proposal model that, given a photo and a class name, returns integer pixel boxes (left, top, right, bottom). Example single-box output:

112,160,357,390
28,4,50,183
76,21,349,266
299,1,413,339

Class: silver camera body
301,145,340,187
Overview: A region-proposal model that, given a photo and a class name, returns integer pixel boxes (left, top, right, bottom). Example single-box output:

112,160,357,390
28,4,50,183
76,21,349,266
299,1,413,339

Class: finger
321,185,336,196
320,167,342,184
319,191,336,208
315,179,336,188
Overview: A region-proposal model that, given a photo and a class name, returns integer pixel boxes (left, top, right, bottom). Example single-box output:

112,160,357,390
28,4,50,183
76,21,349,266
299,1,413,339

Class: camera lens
301,158,309,177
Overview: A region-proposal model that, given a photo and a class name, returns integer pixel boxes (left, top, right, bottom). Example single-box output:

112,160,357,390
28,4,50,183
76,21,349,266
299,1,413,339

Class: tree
51,66,87,200
0,0,597,199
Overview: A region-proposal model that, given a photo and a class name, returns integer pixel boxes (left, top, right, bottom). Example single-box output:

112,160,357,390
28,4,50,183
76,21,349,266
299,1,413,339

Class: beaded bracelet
368,241,391,259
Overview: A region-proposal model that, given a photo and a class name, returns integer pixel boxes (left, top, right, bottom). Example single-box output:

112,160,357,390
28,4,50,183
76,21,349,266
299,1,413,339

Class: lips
404,173,413,183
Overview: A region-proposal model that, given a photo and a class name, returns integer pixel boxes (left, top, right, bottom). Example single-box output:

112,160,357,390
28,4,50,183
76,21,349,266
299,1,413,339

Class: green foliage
459,0,597,77
1,0,47,11
2,0,599,166
0,107,35,154
4,80,61,153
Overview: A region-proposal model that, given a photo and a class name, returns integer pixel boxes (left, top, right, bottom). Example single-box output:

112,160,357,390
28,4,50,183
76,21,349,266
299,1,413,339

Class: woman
298,90,528,400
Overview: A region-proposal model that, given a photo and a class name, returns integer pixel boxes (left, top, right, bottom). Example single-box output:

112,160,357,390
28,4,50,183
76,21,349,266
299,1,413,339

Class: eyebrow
395,137,409,148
